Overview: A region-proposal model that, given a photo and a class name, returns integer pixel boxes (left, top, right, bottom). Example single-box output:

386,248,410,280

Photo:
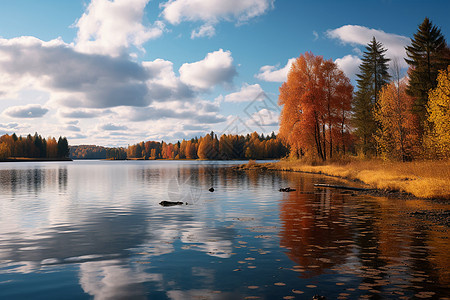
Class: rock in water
279,187,296,192
159,201,184,206
209,187,214,192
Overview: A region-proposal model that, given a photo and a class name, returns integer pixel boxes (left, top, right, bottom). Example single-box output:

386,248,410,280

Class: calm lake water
0,160,448,299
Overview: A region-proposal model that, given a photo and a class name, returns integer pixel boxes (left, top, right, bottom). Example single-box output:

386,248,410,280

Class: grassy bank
239,159,450,199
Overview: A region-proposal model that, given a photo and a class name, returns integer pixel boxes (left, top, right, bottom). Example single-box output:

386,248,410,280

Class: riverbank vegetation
0,133,69,161
241,159,450,199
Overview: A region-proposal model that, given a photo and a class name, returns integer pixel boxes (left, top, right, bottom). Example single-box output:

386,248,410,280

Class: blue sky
0,0,449,146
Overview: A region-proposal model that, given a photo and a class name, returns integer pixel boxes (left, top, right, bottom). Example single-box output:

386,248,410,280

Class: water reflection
279,185,352,277
0,161,448,299
0,166,68,196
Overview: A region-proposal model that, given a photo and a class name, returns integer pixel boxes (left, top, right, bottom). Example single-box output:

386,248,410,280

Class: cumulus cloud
179,49,237,90
75,0,164,56
161,0,273,39
98,123,129,131
191,24,216,39
255,58,296,82
118,103,225,124
64,125,81,132
246,108,279,128
143,59,194,101
3,104,48,118
334,55,362,80
0,123,19,129
161,0,273,25
224,83,264,102
0,37,150,108
327,25,410,67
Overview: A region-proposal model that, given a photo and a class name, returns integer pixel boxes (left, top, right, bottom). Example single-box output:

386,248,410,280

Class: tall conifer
405,17,450,132
352,37,391,156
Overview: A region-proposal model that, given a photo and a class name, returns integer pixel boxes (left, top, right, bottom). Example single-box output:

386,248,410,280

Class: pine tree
57,137,69,158
352,37,391,156
405,17,450,132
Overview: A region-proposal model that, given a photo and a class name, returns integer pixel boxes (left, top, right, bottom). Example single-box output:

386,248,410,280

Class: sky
0,0,449,147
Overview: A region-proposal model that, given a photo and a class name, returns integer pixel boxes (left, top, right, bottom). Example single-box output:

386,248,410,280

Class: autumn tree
353,37,391,156
47,137,58,158
374,77,419,161
405,17,450,133
197,136,210,160
424,66,450,158
279,52,353,160
0,142,11,159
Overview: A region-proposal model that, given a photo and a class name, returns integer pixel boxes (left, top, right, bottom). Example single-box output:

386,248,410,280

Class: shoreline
234,160,450,201
0,157,73,162
234,160,450,226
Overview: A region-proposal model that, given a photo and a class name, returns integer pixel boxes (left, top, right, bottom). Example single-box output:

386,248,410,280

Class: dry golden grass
267,159,450,199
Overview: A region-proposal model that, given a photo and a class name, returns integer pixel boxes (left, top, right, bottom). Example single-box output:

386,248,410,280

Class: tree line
126,131,287,160
279,17,450,161
69,145,127,160
0,133,69,160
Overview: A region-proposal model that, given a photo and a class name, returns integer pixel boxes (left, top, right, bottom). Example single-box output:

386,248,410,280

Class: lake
0,160,448,299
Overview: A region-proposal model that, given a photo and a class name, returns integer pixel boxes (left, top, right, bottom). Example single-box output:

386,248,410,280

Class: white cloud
143,59,194,101
0,123,19,129
75,0,164,56
246,108,279,128
191,24,216,39
0,37,151,109
161,0,273,24
179,49,237,90
98,123,128,131
64,125,81,132
59,109,105,119
334,55,362,80
161,0,273,38
255,58,295,82
3,104,48,118
224,83,264,102
327,25,410,67
116,100,225,124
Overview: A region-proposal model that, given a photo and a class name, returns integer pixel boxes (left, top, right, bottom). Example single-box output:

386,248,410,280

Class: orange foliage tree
373,78,420,161
278,52,353,160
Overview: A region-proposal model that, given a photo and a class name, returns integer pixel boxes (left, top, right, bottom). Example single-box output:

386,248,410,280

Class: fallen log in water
314,183,373,192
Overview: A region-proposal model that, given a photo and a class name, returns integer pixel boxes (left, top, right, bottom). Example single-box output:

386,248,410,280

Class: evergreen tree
57,137,69,158
352,37,391,156
405,18,450,133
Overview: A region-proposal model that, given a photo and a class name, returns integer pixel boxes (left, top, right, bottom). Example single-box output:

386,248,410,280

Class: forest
0,133,69,160
279,18,450,161
125,131,287,160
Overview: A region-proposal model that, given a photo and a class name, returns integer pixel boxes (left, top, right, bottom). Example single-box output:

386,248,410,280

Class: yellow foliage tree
373,78,419,161
425,66,450,158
